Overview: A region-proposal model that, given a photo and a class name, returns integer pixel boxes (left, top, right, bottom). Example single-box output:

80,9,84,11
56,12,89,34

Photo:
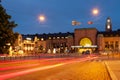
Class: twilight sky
1,0,120,34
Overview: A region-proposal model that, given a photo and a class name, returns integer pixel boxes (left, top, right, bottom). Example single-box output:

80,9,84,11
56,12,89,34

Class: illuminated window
65,37,68,39
41,38,44,41
26,37,31,40
49,37,51,39
53,37,55,39
62,37,64,39
57,37,60,39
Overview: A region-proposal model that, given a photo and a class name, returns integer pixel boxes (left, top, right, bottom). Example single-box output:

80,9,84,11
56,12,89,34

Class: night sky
2,0,120,34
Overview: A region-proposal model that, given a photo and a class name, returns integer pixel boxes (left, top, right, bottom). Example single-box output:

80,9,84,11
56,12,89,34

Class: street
0,55,111,80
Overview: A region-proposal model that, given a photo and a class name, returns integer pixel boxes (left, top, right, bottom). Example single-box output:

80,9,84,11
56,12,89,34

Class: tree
0,3,18,54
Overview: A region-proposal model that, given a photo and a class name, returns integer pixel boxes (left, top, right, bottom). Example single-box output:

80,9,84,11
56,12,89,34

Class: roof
22,32,74,40
98,29,120,37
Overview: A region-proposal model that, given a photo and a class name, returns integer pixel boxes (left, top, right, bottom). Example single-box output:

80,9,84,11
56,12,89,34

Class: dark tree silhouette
0,3,18,54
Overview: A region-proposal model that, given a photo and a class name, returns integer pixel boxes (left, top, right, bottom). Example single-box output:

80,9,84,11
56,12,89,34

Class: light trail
0,63,64,80
0,64,39,71
0,56,98,80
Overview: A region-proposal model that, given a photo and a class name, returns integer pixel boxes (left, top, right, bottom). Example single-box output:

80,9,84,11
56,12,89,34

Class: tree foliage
0,4,18,54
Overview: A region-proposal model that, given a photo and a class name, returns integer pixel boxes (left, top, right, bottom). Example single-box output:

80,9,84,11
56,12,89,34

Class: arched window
80,38,92,46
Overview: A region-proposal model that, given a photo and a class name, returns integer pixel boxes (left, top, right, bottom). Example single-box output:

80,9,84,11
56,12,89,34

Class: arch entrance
78,37,97,54
79,38,92,53
71,38,97,54
80,38,92,46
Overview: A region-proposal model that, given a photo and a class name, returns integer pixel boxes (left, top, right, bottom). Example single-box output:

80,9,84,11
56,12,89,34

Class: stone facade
74,28,97,46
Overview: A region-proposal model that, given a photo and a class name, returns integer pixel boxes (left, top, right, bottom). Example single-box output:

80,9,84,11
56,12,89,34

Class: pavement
100,55,120,80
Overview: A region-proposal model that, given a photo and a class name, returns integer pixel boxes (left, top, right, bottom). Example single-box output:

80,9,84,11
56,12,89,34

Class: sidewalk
105,60,120,80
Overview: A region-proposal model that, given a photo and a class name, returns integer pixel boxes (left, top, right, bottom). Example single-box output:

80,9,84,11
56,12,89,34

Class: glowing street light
92,8,99,16
38,15,45,22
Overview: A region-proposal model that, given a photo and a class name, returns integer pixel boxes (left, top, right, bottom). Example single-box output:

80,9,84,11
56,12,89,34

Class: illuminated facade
14,17,120,55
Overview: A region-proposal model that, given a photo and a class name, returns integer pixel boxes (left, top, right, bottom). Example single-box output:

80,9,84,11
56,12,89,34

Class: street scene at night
0,55,113,80
1,0,120,80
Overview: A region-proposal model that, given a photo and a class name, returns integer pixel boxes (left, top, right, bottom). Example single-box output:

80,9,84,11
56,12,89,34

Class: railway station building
14,17,120,55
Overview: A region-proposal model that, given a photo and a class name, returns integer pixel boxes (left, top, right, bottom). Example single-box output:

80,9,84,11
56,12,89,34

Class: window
115,41,119,49
53,37,56,39
49,37,51,39
105,42,109,48
57,37,60,39
41,38,44,41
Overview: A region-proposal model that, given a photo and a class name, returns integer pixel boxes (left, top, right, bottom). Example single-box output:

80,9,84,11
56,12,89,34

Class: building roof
22,32,74,40
98,29,120,37
75,28,97,31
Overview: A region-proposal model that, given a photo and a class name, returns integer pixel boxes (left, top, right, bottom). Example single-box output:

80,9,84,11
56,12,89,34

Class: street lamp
92,8,99,16
38,15,46,22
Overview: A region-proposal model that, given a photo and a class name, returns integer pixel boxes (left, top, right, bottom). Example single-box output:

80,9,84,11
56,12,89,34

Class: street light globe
39,15,45,22
92,8,99,16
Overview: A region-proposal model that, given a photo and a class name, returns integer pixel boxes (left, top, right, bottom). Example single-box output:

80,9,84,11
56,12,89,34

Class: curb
104,61,118,80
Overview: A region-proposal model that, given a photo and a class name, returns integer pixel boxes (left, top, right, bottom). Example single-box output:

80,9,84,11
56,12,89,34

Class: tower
105,17,112,32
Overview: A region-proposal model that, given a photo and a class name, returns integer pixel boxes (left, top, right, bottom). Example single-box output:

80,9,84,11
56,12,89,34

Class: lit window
26,38,31,40
65,37,68,39
53,37,55,39
49,37,51,39
41,38,44,41
57,37,60,39
26,40,29,43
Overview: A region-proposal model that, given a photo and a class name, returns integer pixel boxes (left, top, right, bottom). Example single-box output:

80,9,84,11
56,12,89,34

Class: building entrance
71,38,97,54
79,38,92,53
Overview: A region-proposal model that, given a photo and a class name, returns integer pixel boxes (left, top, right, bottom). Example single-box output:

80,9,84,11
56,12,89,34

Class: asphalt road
0,56,111,80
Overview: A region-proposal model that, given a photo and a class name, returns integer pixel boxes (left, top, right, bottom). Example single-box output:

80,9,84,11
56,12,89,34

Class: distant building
14,17,120,55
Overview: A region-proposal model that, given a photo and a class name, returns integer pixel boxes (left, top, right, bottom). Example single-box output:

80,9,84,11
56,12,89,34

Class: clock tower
105,17,112,32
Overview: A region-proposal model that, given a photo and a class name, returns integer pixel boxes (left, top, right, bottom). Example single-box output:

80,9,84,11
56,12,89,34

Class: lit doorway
79,38,92,53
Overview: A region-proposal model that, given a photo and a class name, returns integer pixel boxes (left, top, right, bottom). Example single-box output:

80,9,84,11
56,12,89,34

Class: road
0,55,111,80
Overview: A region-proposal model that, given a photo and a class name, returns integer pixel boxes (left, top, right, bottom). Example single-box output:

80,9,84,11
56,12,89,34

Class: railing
0,53,83,61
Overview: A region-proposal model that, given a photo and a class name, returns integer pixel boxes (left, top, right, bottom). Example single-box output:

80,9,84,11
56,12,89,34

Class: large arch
80,38,92,46
79,38,92,53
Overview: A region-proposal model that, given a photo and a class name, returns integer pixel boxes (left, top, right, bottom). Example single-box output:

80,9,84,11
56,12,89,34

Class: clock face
107,19,110,22
107,25,110,29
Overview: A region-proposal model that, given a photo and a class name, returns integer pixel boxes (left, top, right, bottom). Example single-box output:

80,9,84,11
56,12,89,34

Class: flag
88,21,93,24
72,20,81,26
72,20,77,26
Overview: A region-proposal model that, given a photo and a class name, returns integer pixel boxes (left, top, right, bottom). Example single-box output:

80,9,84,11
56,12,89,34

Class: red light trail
0,56,97,80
